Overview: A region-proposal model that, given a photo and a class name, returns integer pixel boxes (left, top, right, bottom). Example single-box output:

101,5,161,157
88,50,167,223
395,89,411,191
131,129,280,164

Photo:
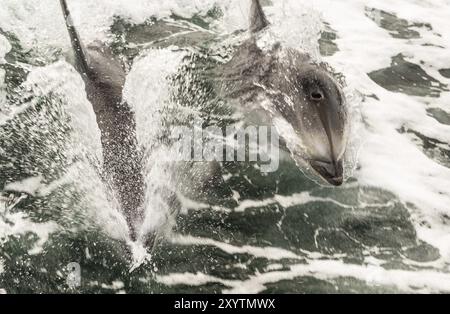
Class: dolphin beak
310,159,344,186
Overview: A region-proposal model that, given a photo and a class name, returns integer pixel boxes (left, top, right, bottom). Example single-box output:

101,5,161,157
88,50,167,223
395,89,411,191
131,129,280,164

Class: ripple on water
368,54,448,97
365,7,433,40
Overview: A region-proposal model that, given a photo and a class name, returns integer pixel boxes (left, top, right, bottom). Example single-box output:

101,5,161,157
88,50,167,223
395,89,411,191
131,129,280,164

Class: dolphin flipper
249,0,269,33
59,0,91,75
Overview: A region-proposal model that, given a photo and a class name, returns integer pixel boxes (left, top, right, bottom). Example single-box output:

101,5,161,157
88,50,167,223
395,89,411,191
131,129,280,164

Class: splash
0,0,449,293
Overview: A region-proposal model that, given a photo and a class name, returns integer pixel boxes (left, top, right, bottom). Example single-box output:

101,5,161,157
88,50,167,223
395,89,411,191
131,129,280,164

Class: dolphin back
59,0,90,75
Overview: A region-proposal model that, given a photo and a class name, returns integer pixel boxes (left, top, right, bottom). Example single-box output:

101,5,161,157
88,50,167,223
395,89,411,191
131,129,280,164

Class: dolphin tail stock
59,0,91,76
249,0,270,33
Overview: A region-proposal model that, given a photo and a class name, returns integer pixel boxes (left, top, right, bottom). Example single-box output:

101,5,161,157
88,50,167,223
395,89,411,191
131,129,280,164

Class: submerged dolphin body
59,0,144,239
220,0,349,186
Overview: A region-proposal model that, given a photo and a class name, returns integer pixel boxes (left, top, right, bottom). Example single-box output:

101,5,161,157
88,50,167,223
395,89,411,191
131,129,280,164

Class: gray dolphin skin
59,0,144,239
220,0,348,186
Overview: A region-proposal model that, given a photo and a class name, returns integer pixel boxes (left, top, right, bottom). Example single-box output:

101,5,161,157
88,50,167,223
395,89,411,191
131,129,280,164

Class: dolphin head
223,0,349,185
266,50,349,186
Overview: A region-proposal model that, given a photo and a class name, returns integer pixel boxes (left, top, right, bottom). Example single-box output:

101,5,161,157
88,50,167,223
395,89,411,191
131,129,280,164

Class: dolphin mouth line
309,159,344,186
313,99,345,186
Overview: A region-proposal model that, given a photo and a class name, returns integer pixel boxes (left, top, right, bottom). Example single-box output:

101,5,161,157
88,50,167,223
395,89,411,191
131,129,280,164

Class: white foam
0,211,58,255
157,271,236,288
171,234,301,260
0,34,11,63
227,260,450,293
178,190,353,215
0,34,10,118
4,176,43,196
157,259,450,293
0,0,242,54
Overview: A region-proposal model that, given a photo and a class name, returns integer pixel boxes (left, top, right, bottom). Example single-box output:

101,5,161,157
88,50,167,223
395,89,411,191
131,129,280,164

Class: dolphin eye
311,91,324,101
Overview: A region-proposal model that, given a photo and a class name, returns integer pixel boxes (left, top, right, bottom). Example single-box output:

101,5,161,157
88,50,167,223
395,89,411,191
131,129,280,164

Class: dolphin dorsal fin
59,0,91,76
249,0,269,33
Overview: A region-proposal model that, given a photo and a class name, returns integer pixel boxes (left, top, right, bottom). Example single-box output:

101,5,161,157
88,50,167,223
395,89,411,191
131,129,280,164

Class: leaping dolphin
59,0,144,239
220,0,349,186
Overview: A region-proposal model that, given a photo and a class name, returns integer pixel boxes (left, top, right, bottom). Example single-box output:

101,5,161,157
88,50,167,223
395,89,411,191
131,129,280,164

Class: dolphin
219,0,349,186
59,0,144,239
